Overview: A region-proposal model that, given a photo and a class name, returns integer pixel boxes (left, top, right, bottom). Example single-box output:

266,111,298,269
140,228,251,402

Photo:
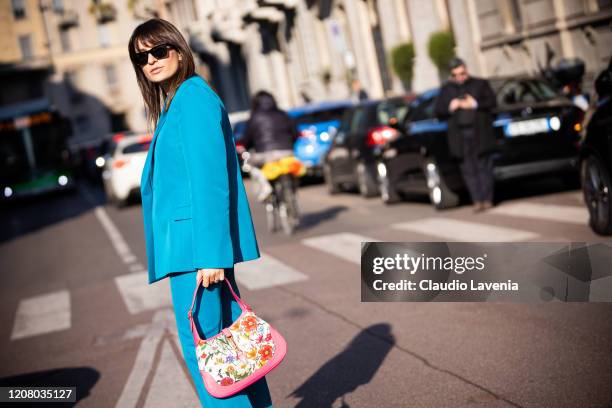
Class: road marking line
234,253,309,290
11,290,71,340
115,272,172,314
116,310,169,407
489,202,589,225
302,232,378,264
94,207,139,266
129,263,145,273
143,339,200,407
392,218,539,242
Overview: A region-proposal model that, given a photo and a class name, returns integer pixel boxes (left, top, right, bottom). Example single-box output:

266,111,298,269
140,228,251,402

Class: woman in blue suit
129,19,273,407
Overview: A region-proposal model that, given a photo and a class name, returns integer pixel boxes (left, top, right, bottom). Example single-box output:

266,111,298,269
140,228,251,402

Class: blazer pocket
172,204,192,221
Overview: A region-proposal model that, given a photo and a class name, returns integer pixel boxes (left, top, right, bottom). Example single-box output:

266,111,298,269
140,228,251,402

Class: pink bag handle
187,277,253,323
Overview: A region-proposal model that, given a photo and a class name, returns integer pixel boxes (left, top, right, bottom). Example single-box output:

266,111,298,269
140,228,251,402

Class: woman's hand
197,268,225,288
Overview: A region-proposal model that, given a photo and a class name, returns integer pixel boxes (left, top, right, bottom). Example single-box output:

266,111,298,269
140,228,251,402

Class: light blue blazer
140,75,260,284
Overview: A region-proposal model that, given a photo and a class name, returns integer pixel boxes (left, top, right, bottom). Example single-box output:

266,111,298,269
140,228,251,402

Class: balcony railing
89,2,117,24
58,9,79,29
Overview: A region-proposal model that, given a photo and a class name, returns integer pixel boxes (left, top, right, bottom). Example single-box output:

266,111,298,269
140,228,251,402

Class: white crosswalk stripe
114,272,172,315
489,202,589,225
11,290,71,340
10,201,593,342
302,232,378,264
392,218,539,242
589,275,612,302
234,252,308,290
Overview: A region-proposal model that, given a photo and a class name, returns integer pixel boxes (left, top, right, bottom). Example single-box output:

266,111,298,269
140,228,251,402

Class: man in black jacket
242,91,298,201
434,58,497,212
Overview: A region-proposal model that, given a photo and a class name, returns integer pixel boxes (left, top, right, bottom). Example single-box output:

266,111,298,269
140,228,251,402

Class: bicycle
242,152,303,235
265,172,300,235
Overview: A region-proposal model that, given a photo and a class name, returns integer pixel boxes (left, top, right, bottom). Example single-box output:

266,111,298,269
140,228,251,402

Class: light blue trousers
169,268,274,407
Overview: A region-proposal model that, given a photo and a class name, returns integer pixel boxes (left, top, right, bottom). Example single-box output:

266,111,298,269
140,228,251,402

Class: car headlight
548,116,561,131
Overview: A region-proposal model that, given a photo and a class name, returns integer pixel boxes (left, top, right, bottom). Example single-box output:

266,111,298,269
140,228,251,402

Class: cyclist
241,91,299,201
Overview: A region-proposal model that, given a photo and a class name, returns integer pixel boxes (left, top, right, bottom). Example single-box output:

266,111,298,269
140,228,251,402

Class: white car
102,133,151,207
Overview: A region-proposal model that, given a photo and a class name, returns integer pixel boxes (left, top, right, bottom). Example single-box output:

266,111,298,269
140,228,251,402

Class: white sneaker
257,183,273,202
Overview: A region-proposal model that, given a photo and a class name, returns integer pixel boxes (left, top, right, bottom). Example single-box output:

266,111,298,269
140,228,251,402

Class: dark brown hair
128,18,195,133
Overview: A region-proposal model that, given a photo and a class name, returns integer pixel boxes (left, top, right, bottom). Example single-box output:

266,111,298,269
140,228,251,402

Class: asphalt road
1,175,611,408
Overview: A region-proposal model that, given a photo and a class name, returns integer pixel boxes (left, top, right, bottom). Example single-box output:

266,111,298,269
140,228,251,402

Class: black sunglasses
133,44,173,66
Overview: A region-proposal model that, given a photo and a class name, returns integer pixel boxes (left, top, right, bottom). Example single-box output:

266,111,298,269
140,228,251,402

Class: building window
98,24,111,47
104,64,119,91
59,29,71,52
12,0,26,20
18,34,33,59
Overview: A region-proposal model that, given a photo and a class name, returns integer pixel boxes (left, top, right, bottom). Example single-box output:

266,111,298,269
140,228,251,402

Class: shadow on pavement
494,176,580,204
298,205,347,231
0,180,109,244
0,366,100,407
288,323,395,407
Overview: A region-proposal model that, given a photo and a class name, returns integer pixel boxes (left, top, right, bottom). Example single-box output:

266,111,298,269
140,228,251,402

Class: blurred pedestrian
435,57,497,212
241,91,298,202
129,18,273,407
350,78,369,102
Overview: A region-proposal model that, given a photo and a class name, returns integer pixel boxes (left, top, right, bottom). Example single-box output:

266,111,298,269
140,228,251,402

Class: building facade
1,0,610,146
0,0,202,145
457,0,612,85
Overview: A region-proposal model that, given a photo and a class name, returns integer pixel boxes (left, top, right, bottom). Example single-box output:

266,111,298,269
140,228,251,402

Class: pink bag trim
187,276,287,398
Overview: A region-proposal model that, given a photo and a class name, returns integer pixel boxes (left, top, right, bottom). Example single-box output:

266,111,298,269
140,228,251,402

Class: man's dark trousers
459,127,493,203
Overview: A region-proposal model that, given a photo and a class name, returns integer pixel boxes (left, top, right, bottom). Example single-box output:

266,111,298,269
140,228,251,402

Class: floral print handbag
187,277,287,398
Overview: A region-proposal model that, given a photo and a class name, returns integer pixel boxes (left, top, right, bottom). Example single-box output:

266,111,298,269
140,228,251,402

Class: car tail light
113,158,129,168
112,132,125,143
366,126,398,146
299,129,316,139
138,134,153,143
235,140,245,153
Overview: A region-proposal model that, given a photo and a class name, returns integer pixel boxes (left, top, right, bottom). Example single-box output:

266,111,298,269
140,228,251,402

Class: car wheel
110,188,129,208
323,163,340,194
114,195,128,208
103,180,116,204
424,159,459,210
356,161,379,198
377,161,401,204
581,155,612,235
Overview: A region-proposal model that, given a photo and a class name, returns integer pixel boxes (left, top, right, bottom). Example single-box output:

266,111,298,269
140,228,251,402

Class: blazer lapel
141,108,169,195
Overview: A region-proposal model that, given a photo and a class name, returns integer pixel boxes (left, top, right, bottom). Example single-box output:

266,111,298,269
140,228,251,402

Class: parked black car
376,77,583,208
580,61,612,235
322,96,414,197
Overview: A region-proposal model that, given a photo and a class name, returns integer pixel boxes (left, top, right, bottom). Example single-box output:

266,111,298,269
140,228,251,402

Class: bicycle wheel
279,175,299,235
265,182,280,232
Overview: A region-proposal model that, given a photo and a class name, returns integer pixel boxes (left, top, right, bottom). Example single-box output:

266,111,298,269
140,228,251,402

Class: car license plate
504,118,550,137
